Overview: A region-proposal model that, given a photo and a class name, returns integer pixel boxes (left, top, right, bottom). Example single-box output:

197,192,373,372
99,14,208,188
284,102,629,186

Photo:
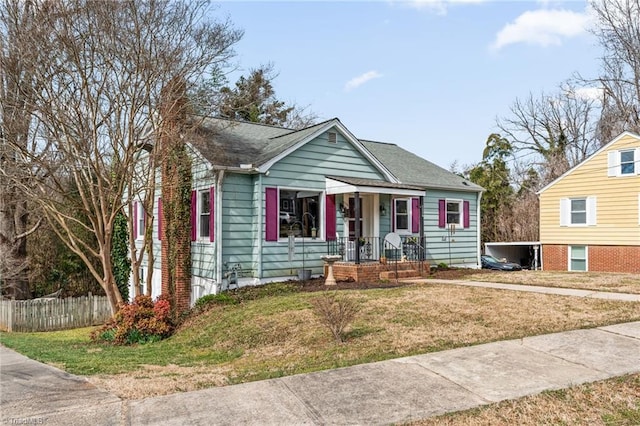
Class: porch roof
325,176,425,196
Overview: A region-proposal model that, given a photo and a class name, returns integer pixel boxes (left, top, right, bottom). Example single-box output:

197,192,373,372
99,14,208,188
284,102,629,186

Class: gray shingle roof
187,117,482,193
360,140,483,192
189,117,339,168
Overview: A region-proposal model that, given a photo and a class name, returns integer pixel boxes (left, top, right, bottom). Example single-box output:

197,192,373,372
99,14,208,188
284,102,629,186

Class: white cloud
397,0,486,15
491,9,591,51
568,86,604,101
344,70,383,92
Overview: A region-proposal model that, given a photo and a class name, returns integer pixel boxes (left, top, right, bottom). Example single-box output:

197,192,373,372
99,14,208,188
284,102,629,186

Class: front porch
324,236,430,282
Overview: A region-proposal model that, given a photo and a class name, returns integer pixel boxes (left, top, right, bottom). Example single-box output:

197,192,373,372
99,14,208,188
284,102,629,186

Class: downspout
257,172,264,280
215,170,225,293
476,190,483,268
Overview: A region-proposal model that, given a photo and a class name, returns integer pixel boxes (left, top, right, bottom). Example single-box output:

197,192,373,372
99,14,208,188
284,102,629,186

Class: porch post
355,191,360,265
419,195,425,261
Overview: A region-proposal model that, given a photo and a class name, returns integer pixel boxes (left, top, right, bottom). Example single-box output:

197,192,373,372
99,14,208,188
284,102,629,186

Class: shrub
92,295,174,345
310,292,360,343
194,293,238,310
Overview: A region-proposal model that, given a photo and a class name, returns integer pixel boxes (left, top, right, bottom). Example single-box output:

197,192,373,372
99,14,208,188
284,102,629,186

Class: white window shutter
607,151,618,176
587,196,597,226
560,198,569,226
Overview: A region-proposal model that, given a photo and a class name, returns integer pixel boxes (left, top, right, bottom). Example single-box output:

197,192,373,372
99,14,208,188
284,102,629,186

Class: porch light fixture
379,203,387,216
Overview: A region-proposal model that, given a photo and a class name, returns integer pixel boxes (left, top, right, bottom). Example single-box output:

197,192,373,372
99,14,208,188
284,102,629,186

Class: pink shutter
158,198,163,240
463,200,470,228
411,198,420,233
438,199,446,228
209,187,215,242
265,187,278,241
191,190,197,241
325,194,336,240
133,202,138,237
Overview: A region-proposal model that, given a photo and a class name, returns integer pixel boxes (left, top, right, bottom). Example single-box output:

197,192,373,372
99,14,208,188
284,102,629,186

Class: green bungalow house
130,118,483,304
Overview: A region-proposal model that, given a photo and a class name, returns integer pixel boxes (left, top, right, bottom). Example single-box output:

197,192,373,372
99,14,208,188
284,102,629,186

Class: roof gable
256,119,398,182
537,131,640,194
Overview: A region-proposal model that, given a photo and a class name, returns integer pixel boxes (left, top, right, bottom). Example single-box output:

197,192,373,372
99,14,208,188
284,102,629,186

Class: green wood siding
424,190,479,267
220,173,255,277
259,131,385,278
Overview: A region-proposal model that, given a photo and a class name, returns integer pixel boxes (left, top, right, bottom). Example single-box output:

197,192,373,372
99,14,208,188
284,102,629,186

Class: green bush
92,295,174,345
194,293,238,310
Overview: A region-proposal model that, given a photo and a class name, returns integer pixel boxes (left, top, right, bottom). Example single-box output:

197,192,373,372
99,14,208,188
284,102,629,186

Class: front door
346,195,377,260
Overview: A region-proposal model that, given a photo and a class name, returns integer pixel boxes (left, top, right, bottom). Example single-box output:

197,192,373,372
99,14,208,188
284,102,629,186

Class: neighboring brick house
538,132,640,273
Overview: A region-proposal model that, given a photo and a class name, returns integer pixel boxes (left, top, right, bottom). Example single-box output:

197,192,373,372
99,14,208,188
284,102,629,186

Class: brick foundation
543,244,640,273
329,261,430,282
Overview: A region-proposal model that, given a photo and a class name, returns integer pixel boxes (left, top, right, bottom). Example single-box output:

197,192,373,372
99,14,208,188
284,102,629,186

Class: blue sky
215,0,601,169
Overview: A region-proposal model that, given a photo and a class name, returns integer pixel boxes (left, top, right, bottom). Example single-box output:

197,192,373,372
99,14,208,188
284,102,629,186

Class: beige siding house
538,132,640,273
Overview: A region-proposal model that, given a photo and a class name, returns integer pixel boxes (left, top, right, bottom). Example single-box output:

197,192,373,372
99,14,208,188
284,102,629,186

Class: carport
484,242,541,270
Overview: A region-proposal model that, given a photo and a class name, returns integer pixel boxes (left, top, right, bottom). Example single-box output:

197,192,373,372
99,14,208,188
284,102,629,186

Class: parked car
481,255,522,271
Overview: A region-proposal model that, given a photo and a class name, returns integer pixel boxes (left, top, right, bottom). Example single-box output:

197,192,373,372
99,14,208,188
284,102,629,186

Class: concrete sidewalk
128,322,640,425
4,321,639,425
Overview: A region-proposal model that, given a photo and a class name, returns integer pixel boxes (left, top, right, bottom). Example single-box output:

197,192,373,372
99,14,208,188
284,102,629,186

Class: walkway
421,278,640,302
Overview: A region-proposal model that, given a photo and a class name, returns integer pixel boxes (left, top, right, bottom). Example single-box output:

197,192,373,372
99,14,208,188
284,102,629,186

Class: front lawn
1,281,639,400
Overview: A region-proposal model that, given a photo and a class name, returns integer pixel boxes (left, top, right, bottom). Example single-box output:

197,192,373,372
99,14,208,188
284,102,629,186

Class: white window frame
620,149,636,175
609,148,640,177
446,199,463,228
568,245,588,272
394,198,411,234
560,197,596,227
278,187,323,241
570,198,587,225
197,189,211,241
136,201,145,240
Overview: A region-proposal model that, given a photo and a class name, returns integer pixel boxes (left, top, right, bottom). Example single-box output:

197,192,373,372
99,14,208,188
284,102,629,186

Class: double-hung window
446,200,463,227
394,199,409,233
620,150,636,175
135,201,145,240
570,198,586,225
609,148,639,176
199,190,211,239
560,197,596,226
569,245,587,271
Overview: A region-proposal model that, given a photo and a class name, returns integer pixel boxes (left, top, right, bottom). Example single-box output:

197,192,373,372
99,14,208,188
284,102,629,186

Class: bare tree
1,0,241,312
497,83,602,184
589,0,640,140
0,0,44,299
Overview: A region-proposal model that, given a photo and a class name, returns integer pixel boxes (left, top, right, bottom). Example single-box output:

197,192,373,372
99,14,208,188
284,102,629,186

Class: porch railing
326,236,426,267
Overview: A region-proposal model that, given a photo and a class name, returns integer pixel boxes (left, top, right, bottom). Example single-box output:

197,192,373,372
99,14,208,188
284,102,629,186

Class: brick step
379,269,422,280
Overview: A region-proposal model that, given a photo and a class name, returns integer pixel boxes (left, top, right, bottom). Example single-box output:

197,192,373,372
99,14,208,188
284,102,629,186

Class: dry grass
464,271,640,294
413,373,640,426
85,283,640,400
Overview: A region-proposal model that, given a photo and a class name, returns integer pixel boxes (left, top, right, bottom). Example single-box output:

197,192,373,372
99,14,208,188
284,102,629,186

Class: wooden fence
0,294,112,332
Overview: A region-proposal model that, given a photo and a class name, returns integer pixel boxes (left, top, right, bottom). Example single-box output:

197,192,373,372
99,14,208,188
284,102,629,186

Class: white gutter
215,170,225,293
476,190,483,268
